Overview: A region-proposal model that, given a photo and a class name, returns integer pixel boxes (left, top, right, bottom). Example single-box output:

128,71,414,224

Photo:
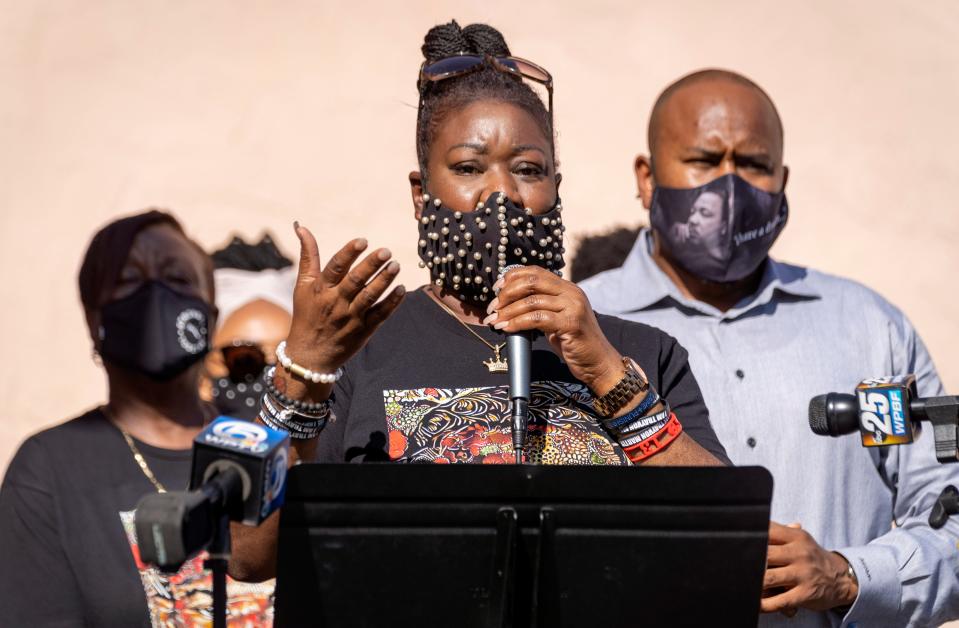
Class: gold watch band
593,357,648,417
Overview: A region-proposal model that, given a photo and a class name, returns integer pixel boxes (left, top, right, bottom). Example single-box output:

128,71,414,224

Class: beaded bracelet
276,341,343,384
262,389,330,424
260,394,328,440
264,367,335,418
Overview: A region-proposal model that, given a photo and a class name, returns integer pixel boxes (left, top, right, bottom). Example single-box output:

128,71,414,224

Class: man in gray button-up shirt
581,69,959,627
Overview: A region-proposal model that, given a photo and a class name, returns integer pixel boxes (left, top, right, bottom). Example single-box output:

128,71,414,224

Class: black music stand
274,464,772,628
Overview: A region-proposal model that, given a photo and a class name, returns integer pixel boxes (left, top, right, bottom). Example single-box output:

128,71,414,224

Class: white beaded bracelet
275,341,343,384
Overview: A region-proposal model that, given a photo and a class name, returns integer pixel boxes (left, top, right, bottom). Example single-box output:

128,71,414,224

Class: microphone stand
912,396,959,530
204,512,231,628
202,468,242,628
930,485,959,530
911,395,959,463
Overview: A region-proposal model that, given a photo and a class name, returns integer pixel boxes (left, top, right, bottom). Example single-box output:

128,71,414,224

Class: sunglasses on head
217,340,274,383
418,54,554,134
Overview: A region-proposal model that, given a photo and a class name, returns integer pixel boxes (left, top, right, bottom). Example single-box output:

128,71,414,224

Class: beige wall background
2,0,958,475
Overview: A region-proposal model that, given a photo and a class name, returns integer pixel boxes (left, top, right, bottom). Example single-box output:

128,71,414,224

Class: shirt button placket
734,366,750,448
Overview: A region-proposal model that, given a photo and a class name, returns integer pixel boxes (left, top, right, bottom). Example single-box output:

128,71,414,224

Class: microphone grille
808,395,830,435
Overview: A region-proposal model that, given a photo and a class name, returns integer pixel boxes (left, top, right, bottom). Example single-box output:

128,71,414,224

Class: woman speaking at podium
233,20,728,580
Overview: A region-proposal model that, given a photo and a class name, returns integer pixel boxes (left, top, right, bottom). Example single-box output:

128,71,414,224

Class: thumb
546,332,563,355
293,221,322,285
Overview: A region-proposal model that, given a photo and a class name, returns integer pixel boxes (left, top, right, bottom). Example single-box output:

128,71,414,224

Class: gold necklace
102,404,210,494
119,428,167,493
428,290,508,374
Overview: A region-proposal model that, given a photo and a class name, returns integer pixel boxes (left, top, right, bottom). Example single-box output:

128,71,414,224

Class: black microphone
134,465,244,571
136,417,290,571
808,393,860,437
500,264,532,464
809,375,959,463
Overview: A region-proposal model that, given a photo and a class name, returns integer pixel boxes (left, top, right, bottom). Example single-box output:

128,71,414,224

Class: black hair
416,20,553,177
78,209,213,311
568,225,642,283
648,68,783,155
210,233,293,271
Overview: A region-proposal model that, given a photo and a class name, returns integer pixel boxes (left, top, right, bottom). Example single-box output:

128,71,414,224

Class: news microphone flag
190,416,290,526
855,375,917,447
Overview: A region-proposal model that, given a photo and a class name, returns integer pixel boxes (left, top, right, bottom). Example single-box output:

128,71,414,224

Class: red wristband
622,413,683,462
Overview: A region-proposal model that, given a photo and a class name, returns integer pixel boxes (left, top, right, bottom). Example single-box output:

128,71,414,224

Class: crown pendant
483,344,509,374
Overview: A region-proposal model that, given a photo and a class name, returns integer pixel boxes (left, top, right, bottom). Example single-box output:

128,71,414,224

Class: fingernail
354,238,368,250
493,278,504,293
378,248,392,261
486,298,499,313
482,314,497,325
493,321,508,330
386,260,399,273
396,284,406,296
293,220,300,230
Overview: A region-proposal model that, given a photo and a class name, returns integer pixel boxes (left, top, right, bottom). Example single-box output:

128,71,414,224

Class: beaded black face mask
416,192,566,303
211,366,268,421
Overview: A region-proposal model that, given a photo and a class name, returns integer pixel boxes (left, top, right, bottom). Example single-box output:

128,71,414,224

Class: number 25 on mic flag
856,374,917,447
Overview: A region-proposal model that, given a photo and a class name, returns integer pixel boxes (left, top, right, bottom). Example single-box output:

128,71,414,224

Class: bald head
204,298,292,379
648,69,783,156
635,68,787,206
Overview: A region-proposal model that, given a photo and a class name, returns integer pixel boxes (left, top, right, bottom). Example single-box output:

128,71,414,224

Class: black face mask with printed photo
649,173,788,283
416,192,566,303
99,280,212,380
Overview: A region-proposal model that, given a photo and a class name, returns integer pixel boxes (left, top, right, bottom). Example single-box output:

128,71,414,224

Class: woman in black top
233,21,727,581
0,211,274,626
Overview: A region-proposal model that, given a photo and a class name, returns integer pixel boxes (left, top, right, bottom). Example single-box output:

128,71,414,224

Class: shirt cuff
834,545,902,627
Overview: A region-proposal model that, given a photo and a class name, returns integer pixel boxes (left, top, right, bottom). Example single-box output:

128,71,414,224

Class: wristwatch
830,552,858,616
593,357,648,417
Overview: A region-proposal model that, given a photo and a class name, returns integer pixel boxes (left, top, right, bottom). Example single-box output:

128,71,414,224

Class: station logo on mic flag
856,375,917,447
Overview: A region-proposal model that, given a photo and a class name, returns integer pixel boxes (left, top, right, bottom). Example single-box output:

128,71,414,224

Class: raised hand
483,266,631,396
279,222,405,401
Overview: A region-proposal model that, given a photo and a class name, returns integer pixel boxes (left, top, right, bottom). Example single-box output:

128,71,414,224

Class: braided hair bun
421,20,511,63
416,20,553,174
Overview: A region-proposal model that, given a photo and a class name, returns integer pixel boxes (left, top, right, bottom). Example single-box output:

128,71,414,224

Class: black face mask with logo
649,173,788,283
416,192,566,304
99,280,212,380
